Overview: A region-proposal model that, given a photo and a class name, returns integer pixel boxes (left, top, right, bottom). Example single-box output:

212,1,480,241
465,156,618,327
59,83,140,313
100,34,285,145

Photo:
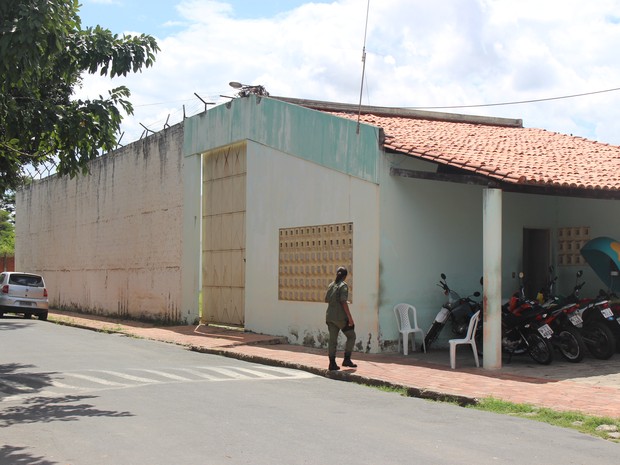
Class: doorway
522,228,550,299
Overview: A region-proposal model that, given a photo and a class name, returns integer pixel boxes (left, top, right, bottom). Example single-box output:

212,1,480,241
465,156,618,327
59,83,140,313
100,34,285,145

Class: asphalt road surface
1,318,618,464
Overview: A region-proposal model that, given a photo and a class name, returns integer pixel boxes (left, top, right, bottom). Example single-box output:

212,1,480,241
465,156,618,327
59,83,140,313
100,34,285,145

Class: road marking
138,369,193,381
65,373,128,386
175,368,221,380
95,370,160,384
0,365,316,402
202,367,251,380
231,367,286,379
50,380,82,389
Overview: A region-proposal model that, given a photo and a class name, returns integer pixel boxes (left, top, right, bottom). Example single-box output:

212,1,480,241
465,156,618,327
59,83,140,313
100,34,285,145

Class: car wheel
39,312,48,321
24,313,32,319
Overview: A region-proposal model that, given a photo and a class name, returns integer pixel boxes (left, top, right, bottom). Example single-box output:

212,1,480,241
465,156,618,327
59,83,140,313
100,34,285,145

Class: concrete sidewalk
49,311,620,419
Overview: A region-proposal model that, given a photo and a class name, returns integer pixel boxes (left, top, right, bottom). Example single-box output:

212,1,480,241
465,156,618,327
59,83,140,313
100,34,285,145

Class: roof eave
271,96,523,128
390,160,620,200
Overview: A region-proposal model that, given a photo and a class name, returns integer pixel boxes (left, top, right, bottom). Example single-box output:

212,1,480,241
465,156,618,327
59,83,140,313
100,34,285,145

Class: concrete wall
15,124,195,323
245,141,381,352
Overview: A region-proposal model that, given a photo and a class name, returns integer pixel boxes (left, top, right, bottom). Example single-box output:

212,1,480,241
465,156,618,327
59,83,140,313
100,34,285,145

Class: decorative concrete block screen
278,222,353,302
558,226,590,266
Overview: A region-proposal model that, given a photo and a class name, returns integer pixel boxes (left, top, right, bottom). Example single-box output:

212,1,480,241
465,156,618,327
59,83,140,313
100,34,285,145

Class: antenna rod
356,0,371,134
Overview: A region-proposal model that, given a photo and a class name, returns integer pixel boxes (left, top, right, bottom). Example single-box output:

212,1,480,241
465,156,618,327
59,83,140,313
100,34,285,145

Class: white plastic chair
393,303,426,355
449,310,481,369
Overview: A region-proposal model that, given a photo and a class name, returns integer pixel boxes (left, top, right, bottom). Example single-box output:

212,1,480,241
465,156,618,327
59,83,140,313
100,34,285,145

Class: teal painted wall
183,96,380,183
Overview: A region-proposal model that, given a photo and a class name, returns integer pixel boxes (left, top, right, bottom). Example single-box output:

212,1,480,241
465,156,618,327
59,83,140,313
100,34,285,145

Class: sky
76,0,620,146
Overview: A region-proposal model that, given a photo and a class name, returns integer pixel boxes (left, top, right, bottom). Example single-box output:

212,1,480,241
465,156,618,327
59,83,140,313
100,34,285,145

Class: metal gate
202,143,246,326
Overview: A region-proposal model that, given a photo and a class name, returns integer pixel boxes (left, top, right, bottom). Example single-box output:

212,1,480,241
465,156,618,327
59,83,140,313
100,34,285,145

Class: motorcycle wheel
555,326,585,363
424,322,444,350
582,321,616,360
525,331,554,365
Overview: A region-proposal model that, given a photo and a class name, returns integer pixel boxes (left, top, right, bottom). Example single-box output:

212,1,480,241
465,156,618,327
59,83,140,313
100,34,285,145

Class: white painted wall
244,141,381,352
376,153,485,347
15,125,197,323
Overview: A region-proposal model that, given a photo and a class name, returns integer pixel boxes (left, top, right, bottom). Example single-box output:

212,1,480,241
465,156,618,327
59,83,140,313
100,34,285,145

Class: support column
483,188,502,369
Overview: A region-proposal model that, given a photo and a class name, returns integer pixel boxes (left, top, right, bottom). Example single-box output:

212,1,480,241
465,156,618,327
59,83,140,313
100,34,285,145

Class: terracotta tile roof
331,111,620,192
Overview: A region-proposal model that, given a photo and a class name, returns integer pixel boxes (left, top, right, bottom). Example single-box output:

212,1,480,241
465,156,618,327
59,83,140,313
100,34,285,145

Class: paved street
43,310,620,419
2,317,619,464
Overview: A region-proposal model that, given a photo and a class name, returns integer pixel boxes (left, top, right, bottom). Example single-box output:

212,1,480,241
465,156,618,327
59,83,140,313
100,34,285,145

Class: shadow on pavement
0,445,58,465
0,394,133,428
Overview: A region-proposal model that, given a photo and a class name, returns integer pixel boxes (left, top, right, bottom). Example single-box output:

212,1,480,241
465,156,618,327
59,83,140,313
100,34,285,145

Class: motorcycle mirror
519,272,524,279
577,270,583,278
479,277,483,285
441,273,446,280
473,291,481,297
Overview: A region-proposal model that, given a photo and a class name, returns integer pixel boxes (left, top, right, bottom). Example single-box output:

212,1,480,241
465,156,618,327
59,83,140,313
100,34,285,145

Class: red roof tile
330,111,620,192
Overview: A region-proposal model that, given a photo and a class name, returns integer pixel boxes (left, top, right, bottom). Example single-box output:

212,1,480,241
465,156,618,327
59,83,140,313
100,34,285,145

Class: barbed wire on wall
18,90,254,184
21,159,59,183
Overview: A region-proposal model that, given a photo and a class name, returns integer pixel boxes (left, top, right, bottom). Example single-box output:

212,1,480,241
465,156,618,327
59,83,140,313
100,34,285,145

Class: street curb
188,344,480,407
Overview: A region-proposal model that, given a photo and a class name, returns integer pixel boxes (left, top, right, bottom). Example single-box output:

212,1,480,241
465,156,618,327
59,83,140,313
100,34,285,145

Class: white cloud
76,0,620,145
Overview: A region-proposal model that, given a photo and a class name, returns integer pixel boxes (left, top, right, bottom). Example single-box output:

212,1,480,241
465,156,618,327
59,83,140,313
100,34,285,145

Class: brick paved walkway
49,311,620,419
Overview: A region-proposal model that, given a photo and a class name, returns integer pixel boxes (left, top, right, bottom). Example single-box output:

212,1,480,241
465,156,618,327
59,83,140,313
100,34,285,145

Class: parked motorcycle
537,269,586,363
424,273,480,350
561,271,617,360
537,304,586,362
476,272,554,365
593,289,620,353
579,236,620,356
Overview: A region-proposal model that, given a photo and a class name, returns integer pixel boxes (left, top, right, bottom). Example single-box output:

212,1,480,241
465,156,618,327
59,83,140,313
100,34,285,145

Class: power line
407,86,620,110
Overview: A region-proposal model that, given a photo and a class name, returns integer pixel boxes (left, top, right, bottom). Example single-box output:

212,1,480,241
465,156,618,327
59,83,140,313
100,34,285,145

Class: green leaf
0,0,159,194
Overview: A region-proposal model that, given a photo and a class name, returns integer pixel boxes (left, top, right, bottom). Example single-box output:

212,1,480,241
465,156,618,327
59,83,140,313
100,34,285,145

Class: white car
0,272,49,320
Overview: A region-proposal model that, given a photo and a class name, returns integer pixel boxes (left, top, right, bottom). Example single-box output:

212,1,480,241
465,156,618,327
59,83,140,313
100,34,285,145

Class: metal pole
483,188,502,369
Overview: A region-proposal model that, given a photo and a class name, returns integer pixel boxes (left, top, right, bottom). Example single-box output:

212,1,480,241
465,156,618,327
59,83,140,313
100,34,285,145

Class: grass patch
470,397,620,442
364,385,620,443
364,383,409,396
99,324,126,334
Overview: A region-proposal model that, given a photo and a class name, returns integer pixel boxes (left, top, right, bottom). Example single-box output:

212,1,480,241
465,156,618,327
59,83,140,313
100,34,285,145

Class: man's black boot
342,352,357,368
328,356,340,371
